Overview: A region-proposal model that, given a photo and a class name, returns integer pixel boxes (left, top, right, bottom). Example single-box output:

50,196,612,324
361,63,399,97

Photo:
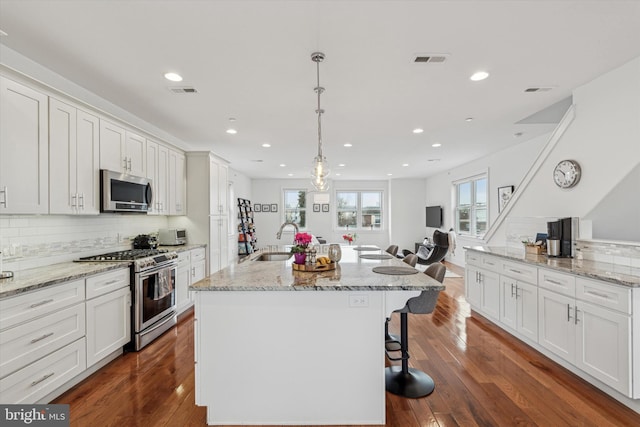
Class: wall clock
553,159,581,188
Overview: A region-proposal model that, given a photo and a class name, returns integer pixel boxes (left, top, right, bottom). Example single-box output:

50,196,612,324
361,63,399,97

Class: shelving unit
237,198,257,256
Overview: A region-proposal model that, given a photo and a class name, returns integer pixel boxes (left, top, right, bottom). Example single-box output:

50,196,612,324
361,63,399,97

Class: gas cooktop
78,249,172,261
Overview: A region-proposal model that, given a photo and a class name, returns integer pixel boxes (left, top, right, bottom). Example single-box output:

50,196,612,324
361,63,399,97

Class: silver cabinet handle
30,299,54,309
0,186,7,207
104,279,120,286
128,158,132,171
123,158,128,170
30,332,54,344
510,269,523,274
567,304,573,321
546,278,562,286
191,266,195,277
30,372,54,387
79,193,84,209
575,307,581,324
71,194,77,208
511,283,516,298
586,290,609,299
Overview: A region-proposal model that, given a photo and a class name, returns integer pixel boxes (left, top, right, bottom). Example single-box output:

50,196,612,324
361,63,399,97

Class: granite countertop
190,246,446,292
465,246,640,287
0,262,131,300
0,244,207,300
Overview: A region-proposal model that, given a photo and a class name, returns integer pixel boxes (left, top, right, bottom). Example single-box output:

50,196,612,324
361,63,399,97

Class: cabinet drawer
191,248,206,263
177,251,191,267
0,338,86,404
538,268,576,297
481,255,502,273
0,280,85,331
501,260,537,284
576,277,631,315
465,251,482,267
0,303,85,379
86,268,130,300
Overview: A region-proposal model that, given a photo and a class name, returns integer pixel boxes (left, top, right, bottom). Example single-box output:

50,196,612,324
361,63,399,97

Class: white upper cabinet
99,119,145,176
146,140,169,215
49,98,100,214
168,149,186,215
209,159,228,216
0,76,49,214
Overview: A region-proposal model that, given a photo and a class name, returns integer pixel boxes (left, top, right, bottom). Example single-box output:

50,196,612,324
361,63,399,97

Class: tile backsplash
1,214,169,272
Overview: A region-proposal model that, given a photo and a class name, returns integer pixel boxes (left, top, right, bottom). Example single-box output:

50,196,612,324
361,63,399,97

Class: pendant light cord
315,54,324,158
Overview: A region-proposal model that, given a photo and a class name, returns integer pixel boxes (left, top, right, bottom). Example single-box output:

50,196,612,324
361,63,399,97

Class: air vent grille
169,87,198,94
412,53,449,64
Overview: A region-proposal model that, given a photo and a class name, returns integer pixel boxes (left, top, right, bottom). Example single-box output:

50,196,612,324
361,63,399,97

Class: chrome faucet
276,221,299,239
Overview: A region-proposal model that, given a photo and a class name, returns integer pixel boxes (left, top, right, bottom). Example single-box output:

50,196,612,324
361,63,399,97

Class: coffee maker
546,217,576,257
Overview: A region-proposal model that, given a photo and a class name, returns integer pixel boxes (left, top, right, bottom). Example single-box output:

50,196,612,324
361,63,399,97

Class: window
283,189,306,228
455,174,487,237
336,191,382,230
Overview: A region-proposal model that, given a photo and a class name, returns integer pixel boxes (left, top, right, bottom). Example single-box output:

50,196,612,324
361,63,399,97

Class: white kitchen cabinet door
538,288,576,364
0,76,49,214
99,119,127,173
465,266,482,309
169,149,186,215
146,140,159,214
146,140,169,215
191,247,207,283
176,251,192,314
576,300,631,396
499,277,518,330
479,270,500,321
209,159,228,216
85,287,131,367
516,281,538,342
49,98,99,215
125,131,146,177
209,217,228,274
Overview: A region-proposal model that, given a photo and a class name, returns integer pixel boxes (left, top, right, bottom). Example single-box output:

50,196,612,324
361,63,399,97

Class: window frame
282,188,307,230
334,189,384,231
453,173,488,238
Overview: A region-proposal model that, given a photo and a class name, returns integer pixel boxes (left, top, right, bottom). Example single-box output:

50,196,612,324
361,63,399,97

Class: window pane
361,192,381,209
458,182,471,205
475,208,487,236
457,207,470,233
336,192,357,210
475,178,487,205
338,211,357,227
284,190,305,209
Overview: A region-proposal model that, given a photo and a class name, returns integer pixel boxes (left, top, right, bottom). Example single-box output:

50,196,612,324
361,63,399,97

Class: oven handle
137,262,177,277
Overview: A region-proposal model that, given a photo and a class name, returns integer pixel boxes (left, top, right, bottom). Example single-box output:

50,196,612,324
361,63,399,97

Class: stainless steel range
78,248,178,350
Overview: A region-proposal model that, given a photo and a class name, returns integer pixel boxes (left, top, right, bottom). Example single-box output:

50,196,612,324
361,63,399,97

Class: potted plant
342,233,357,245
291,232,312,264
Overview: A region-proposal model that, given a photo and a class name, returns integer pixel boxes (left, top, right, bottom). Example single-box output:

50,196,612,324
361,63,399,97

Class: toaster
158,228,187,245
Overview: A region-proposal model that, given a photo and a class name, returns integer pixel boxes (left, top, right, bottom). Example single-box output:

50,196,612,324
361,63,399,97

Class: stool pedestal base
385,366,435,398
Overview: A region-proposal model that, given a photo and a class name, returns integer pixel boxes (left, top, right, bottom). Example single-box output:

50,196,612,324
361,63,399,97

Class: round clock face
553,160,581,188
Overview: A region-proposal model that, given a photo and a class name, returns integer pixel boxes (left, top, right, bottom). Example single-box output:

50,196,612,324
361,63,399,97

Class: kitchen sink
253,252,293,261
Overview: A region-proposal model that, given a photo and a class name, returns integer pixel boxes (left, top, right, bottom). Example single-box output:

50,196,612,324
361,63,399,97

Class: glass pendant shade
311,155,331,191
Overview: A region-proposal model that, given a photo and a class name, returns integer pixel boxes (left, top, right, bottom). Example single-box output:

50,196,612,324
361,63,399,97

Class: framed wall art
254,204,261,212
313,203,320,212
498,185,514,213
322,204,330,212
270,204,278,213
262,204,271,213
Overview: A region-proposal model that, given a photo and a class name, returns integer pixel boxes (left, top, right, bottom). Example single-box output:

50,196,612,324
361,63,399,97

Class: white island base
194,289,419,425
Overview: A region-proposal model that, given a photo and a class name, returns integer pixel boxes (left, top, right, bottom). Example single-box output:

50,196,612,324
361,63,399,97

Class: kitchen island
189,246,445,425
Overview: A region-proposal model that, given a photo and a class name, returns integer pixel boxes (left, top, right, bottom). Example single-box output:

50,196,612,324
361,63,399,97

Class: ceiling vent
168,87,198,94
412,53,449,64
524,87,554,93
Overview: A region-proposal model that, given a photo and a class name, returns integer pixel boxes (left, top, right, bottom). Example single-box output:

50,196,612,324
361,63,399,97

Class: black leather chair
404,230,449,265
385,263,446,398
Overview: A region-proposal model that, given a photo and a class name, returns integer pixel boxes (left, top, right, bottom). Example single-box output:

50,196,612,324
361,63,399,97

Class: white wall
389,179,426,253
251,179,391,248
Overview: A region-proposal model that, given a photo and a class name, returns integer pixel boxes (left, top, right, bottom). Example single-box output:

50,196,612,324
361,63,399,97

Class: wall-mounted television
425,205,443,228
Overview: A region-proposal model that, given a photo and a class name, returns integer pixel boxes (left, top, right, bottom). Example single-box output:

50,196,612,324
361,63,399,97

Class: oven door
135,265,177,333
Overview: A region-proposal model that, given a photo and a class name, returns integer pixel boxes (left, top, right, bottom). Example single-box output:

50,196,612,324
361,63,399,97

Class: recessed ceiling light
465,117,474,122
287,173,294,177
279,163,286,167
343,143,353,147
338,163,346,167
261,143,271,148
335,173,341,176
432,143,442,148
387,173,393,176
470,71,489,81
412,128,424,134
402,163,409,167
164,72,183,82
226,128,237,134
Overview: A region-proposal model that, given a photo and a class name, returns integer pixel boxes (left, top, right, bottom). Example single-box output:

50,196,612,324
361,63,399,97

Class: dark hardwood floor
54,262,640,426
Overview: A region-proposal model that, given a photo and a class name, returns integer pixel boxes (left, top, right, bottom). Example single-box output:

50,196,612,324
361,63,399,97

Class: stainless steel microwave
158,228,187,245
101,169,152,213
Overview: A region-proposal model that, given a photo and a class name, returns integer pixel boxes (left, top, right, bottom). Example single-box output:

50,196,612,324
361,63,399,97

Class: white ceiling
1,1,639,181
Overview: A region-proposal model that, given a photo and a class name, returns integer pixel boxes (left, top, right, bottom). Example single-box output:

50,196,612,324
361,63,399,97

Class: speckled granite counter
158,244,206,253
465,246,640,287
190,245,445,291
0,262,130,299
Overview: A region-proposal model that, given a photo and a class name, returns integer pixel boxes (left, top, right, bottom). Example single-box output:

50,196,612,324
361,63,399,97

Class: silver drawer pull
510,269,523,274
30,299,54,309
586,290,609,299
546,278,562,285
0,186,7,208
30,332,54,344
567,304,573,321
485,261,495,266
104,279,120,285
30,372,54,386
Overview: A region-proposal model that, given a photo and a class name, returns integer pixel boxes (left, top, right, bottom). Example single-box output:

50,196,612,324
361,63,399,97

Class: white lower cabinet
191,247,206,283
86,286,131,367
465,262,500,321
500,277,538,342
176,250,192,314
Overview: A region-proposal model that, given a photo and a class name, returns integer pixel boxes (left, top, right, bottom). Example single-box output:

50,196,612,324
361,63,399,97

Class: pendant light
310,52,331,192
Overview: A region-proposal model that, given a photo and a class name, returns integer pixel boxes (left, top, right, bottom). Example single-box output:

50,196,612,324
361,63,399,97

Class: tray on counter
292,262,337,272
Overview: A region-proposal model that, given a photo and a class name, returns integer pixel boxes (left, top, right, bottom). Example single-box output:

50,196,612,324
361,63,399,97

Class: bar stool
385,245,399,257
402,254,418,267
385,263,446,398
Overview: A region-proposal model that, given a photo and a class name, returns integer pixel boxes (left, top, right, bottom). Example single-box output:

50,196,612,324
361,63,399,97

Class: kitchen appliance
133,234,158,249
158,228,187,245
77,248,178,350
546,217,578,258
101,169,153,213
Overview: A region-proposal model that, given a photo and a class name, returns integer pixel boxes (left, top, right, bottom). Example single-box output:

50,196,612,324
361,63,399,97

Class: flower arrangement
342,233,357,244
291,232,313,254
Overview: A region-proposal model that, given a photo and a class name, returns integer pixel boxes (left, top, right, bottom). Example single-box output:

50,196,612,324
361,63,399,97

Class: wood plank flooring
53,262,640,426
